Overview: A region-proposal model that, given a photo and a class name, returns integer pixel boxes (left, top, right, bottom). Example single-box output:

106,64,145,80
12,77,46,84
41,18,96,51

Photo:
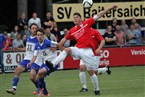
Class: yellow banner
53,1,145,22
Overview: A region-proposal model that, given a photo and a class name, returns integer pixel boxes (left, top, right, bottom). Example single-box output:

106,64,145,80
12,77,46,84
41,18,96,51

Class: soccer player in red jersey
42,5,117,95
79,28,111,93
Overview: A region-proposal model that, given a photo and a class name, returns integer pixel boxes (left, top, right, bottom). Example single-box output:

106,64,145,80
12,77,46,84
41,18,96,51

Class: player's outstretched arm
93,5,117,21
58,38,67,51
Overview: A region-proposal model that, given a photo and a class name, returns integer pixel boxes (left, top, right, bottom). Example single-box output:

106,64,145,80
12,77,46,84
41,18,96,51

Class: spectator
114,25,126,46
120,19,129,41
0,33,7,73
22,34,27,47
127,24,137,45
111,18,117,33
61,28,70,47
3,31,12,50
12,33,24,51
51,22,62,42
131,17,142,29
103,25,116,45
45,27,57,42
17,13,28,32
28,12,41,28
10,25,21,41
23,25,30,38
133,22,142,44
43,12,55,29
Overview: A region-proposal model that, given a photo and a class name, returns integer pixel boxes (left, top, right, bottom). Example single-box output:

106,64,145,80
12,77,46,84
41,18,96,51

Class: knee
30,75,35,82
14,67,24,77
80,66,86,72
64,48,71,54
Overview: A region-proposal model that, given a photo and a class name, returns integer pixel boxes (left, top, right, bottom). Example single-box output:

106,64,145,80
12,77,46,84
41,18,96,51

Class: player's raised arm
93,5,117,21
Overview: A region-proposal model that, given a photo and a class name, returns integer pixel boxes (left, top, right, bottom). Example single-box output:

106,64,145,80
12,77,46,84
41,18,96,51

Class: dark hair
73,12,81,18
36,28,45,35
30,23,39,29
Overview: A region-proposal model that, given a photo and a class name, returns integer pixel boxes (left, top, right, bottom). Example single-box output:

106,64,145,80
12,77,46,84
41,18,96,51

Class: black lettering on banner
117,8,123,17
57,7,64,19
16,54,21,63
92,9,97,17
84,8,91,18
112,9,116,17
98,6,101,12
130,5,133,17
64,7,72,19
140,5,145,16
22,53,25,59
124,8,129,17
134,8,139,16
106,10,111,18
6,54,12,64
101,7,106,18
101,7,105,12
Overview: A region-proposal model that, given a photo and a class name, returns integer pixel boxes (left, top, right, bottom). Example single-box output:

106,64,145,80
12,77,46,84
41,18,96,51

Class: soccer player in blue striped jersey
27,28,59,96
6,23,39,95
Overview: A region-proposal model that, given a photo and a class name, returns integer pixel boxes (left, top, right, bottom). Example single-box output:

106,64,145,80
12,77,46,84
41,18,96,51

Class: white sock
90,74,99,91
79,72,87,89
97,67,108,75
52,51,67,67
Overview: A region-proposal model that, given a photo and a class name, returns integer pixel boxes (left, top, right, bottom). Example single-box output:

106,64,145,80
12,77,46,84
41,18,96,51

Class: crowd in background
1,11,145,51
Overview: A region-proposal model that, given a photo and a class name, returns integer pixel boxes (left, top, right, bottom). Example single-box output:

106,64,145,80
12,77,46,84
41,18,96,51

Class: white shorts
80,56,100,65
70,47,99,70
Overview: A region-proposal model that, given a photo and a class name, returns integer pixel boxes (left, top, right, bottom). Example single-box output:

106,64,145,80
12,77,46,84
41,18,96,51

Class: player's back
24,36,38,60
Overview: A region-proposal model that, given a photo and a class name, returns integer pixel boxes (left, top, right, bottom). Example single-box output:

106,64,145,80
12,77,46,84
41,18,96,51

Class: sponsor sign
53,2,145,22
3,51,63,72
63,46,145,69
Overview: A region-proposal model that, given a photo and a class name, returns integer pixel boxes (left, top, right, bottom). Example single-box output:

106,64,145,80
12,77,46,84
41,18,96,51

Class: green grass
0,66,145,97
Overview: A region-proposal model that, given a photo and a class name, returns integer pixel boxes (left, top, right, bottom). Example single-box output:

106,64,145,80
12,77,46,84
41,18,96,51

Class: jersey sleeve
34,44,39,56
84,18,95,27
65,29,74,40
50,41,57,47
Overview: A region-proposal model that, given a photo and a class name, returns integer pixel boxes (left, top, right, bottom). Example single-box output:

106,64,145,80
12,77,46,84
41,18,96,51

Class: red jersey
65,18,95,48
91,28,104,55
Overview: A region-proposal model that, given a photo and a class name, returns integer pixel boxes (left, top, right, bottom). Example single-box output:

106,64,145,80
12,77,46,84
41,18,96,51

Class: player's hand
110,5,117,9
27,63,31,68
95,49,101,54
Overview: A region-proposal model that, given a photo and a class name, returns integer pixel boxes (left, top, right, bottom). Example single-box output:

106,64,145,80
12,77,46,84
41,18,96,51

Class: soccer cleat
106,66,111,75
33,88,40,95
45,61,55,73
40,93,50,96
80,88,88,92
94,90,100,95
37,88,50,97
6,88,16,95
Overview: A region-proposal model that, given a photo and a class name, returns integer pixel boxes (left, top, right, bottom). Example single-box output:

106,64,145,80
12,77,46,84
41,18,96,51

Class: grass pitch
0,66,145,97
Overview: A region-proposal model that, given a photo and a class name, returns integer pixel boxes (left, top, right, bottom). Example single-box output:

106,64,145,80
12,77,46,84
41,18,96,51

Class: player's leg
29,63,40,94
97,66,111,75
87,69,100,95
80,48,100,95
95,56,111,75
6,60,30,95
79,60,88,92
36,64,50,96
45,47,75,73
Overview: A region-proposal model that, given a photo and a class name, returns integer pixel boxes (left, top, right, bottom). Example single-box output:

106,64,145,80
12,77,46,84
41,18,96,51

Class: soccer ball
83,0,93,8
